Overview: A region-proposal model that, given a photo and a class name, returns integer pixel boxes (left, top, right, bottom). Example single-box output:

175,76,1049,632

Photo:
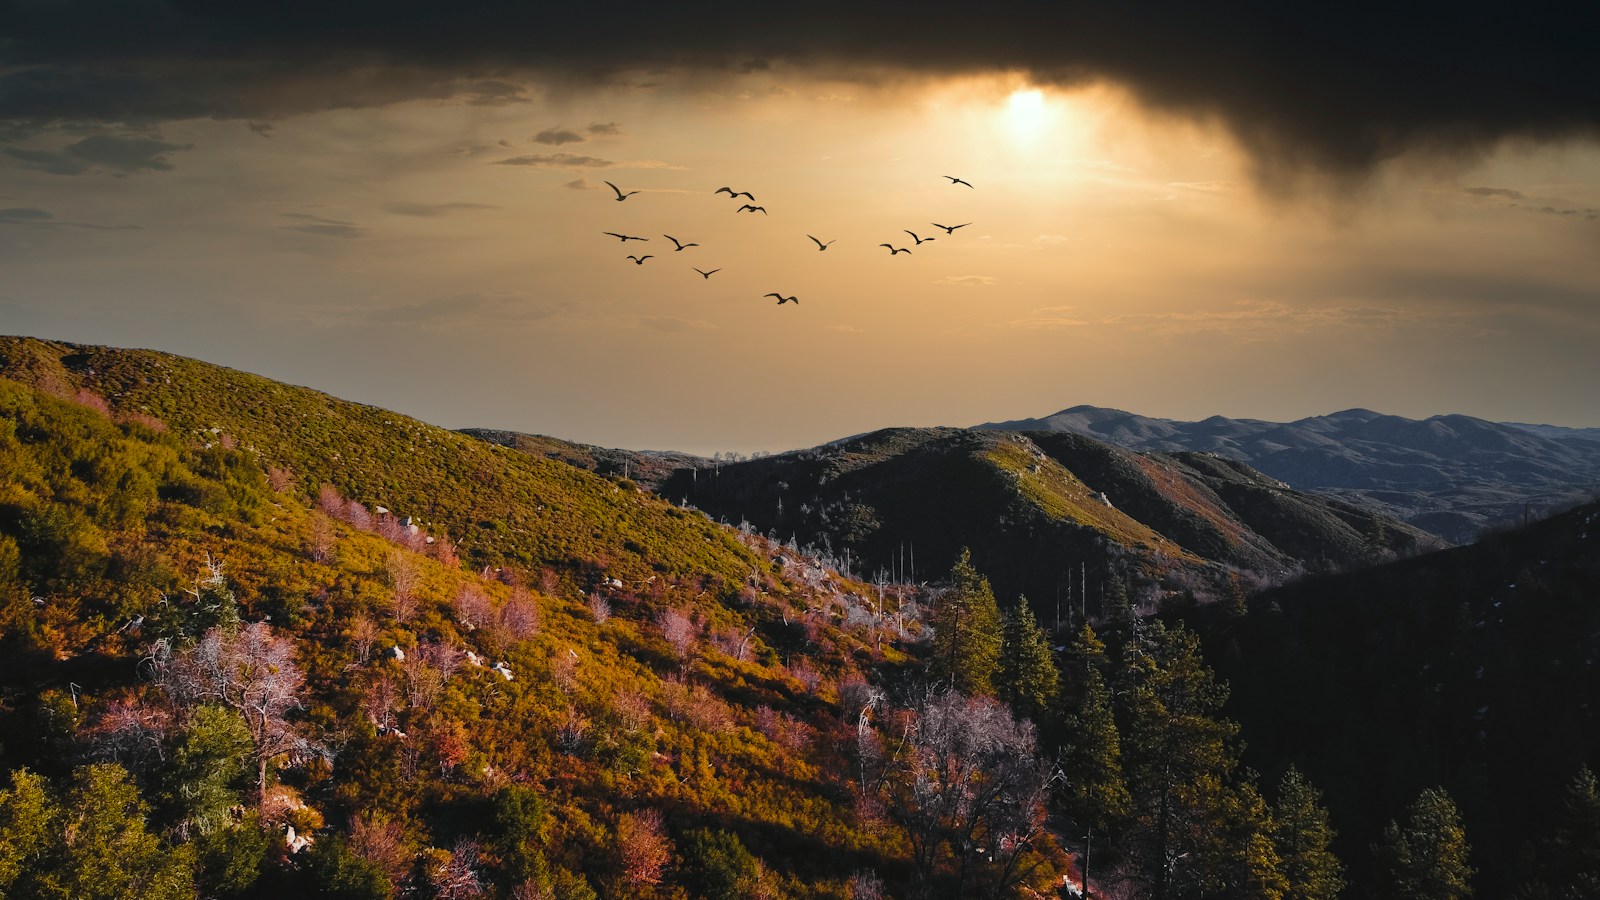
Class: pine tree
998,597,1059,720
1375,787,1475,900
929,548,1002,696
1273,767,1345,900
1517,766,1600,899
1121,620,1245,900
1059,665,1131,832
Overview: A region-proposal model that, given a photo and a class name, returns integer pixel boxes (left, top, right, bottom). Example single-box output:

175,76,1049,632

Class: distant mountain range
978,406,1600,543
644,426,1440,610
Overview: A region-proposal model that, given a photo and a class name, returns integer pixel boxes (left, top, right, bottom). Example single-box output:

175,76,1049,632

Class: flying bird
807,235,835,250
932,222,971,234
737,204,768,215
716,187,757,201
693,267,722,279
604,180,641,201
663,235,699,251
626,255,653,265
878,244,911,255
943,176,974,188
904,230,936,245
763,293,799,305
603,232,648,242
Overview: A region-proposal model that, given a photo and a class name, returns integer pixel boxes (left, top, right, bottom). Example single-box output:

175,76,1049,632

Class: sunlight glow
1005,88,1050,144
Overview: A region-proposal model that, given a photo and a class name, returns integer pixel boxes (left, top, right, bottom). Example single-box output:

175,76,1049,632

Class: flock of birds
598,176,975,306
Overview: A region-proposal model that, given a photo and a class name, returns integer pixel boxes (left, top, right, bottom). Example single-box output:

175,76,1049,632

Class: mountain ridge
979,404,1600,542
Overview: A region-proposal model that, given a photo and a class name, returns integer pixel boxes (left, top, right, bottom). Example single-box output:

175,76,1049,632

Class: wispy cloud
0,206,139,230
1463,186,1523,200
533,127,586,146
4,133,193,176
932,275,997,287
495,153,614,169
384,201,498,217
586,122,624,136
280,213,366,238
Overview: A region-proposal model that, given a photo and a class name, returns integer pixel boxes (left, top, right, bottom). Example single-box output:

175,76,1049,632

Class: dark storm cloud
4,1,1599,181
247,120,274,137
3,133,192,175
280,213,366,238
494,153,613,168
532,127,585,145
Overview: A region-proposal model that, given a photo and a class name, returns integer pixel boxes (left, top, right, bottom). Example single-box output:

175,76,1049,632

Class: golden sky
3,65,1599,453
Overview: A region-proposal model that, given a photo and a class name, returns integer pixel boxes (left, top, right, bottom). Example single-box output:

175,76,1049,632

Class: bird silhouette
763,293,798,305
626,255,653,265
904,230,936,245
604,180,641,201
693,267,721,279
932,222,971,234
663,235,699,251
807,235,835,250
603,232,648,242
715,187,756,201
878,244,911,255
736,204,768,215
943,176,974,188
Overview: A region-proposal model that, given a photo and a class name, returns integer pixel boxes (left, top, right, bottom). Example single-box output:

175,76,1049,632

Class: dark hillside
1187,500,1600,895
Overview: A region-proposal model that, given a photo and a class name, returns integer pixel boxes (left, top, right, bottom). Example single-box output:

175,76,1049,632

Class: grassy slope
0,339,922,898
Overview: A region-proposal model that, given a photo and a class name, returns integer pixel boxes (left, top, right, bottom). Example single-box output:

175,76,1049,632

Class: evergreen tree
2,763,197,900
929,548,1002,696
998,597,1060,720
1059,665,1131,833
1273,767,1345,900
1375,787,1475,900
1121,620,1247,899
1516,766,1600,899
0,769,57,894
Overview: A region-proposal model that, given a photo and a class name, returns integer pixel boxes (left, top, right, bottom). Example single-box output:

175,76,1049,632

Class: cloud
587,122,623,136
1168,180,1237,193
933,275,997,286
1463,186,1523,200
0,207,53,224
1512,203,1600,220
0,206,139,230
621,315,716,332
312,292,576,328
280,213,366,238
4,133,192,175
533,127,585,145
384,201,498,217
494,153,614,169
247,121,274,138
6,5,1599,185
564,178,592,190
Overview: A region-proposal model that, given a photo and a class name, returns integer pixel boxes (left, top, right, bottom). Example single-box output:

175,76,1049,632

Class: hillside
2,337,1054,899
458,429,709,494
1180,499,1600,895
655,426,1438,614
979,405,1600,543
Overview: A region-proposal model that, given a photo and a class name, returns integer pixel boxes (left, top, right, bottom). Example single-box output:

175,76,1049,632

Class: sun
1005,88,1050,143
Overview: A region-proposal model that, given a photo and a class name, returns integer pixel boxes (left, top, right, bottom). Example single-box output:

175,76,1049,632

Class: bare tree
615,809,671,887
453,585,494,631
387,550,420,622
885,688,1062,899
656,607,698,662
149,622,319,809
350,614,380,665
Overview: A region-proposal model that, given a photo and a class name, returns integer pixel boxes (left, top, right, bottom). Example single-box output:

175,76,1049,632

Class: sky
3,2,1599,455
